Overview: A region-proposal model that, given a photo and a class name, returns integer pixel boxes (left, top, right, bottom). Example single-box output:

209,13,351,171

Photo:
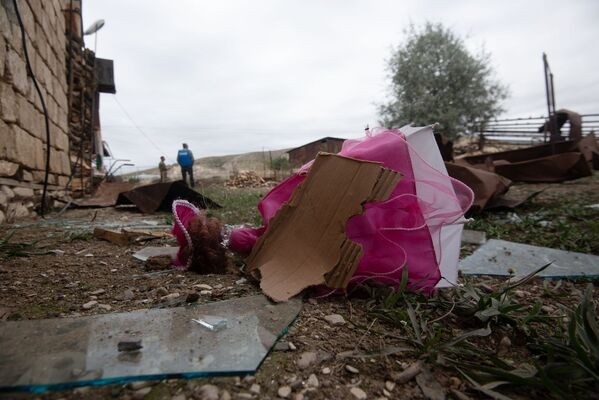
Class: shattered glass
460,239,599,278
0,295,301,393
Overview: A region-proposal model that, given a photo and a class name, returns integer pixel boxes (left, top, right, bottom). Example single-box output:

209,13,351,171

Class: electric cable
111,95,171,161
12,0,51,217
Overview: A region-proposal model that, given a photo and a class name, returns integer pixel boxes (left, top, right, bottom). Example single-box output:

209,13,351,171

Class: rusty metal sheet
116,181,221,213
445,162,511,212
462,140,575,165
494,152,591,183
72,182,135,208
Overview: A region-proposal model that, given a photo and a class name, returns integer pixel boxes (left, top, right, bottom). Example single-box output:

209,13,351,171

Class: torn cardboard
245,153,401,302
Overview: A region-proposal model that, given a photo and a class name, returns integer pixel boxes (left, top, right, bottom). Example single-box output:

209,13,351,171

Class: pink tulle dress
228,129,473,293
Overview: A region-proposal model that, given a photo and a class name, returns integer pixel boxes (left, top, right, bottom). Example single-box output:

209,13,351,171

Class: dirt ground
1,174,599,400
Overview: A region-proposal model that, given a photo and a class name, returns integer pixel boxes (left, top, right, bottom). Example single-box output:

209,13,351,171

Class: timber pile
224,171,269,188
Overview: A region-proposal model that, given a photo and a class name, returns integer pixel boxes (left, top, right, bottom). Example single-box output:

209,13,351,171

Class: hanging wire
110,95,170,161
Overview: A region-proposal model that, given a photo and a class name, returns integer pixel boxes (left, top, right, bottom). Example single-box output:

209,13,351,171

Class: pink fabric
171,199,201,270
231,129,473,293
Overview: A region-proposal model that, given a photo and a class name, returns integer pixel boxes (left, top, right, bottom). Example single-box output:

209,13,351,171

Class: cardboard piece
245,153,401,302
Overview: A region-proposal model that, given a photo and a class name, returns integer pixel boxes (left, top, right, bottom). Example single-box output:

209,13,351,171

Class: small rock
200,290,212,296
90,289,105,295
242,375,255,384
236,394,253,399
132,387,152,400
73,387,90,395
171,394,186,400
156,287,169,296
98,304,112,311
293,394,304,400
186,292,200,303
383,389,391,397
322,367,331,374
194,284,213,291
220,389,231,400
90,296,98,301
250,383,261,394
235,278,247,285
297,352,318,369
514,290,527,299
542,305,555,313
118,340,143,352
82,301,98,310
111,268,118,273
288,342,297,351
345,365,359,374
160,292,180,301
84,253,94,257
385,380,395,391
128,381,153,390
324,314,346,326
278,385,292,398
497,336,512,356
448,376,461,388
350,387,367,400
198,384,219,400
307,374,319,388
122,289,135,300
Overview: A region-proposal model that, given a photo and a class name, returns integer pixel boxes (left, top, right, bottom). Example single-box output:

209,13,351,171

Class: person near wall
159,156,168,183
177,143,195,187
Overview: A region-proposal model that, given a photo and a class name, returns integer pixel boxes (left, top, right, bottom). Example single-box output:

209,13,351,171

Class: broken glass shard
460,239,599,278
0,295,301,393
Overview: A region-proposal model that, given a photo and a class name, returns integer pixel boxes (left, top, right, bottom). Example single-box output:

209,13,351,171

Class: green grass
362,271,599,399
198,184,268,226
469,199,599,254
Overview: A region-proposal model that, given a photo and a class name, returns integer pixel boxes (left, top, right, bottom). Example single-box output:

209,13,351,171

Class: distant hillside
127,148,291,181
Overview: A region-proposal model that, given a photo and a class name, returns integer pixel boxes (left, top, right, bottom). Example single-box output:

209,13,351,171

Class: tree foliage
379,23,509,139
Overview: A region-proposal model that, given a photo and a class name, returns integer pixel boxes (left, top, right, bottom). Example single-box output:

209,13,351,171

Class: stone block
19,2,36,41
48,148,70,175
5,48,28,95
0,120,17,161
53,129,69,151
0,160,19,177
57,175,68,187
0,2,14,41
6,201,30,220
21,169,33,181
11,124,40,169
0,34,6,77
0,82,18,123
16,94,39,136
31,169,46,183
0,191,8,211
1,185,15,200
13,187,34,199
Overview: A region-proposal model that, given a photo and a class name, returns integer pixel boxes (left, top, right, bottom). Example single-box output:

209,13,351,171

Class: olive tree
379,23,509,139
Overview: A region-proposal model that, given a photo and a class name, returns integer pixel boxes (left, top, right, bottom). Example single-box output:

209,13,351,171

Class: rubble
224,171,269,188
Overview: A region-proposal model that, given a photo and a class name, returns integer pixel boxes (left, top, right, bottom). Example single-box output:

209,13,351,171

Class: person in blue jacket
177,143,195,187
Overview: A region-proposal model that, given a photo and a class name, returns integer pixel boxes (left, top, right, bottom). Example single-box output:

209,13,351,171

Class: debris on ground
73,181,221,212
0,295,301,392
461,238,599,277
224,171,270,188
93,227,170,246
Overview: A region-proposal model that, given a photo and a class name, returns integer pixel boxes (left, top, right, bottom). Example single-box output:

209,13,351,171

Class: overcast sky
83,0,599,171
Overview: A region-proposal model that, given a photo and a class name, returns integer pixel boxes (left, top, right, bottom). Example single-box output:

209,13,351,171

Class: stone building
0,0,113,223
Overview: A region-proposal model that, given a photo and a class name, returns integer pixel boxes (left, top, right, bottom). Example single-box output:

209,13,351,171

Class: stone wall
0,0,71,222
